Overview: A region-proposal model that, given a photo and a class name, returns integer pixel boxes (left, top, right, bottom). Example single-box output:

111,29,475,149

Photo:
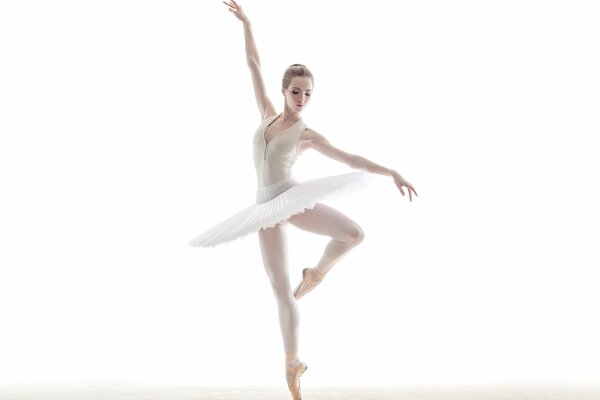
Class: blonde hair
282,64,314,88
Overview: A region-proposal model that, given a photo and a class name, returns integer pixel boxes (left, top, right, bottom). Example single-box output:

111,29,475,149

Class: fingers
223,0,240,10
394,178,406,197
408,186,418,202
406,183,417,197
223,1,234,12
393,173,418,201
397,180,419,202
223,0,246,21
402,178,418,200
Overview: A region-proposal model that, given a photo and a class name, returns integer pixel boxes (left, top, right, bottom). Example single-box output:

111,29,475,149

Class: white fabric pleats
188,169,371,248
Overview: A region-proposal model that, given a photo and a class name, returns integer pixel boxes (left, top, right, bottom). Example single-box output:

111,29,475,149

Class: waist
256,176,297,203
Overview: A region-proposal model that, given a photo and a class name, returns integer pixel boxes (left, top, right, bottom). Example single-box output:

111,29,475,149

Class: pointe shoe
286,359,308,400
293,268,325,300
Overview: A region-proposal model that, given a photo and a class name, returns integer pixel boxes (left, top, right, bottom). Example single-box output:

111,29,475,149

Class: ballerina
190,1,417,398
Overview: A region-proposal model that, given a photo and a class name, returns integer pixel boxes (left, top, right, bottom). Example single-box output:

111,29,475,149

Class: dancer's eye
292,90,300,95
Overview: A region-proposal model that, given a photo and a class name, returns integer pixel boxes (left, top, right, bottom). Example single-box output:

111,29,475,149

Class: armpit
297,140,311,154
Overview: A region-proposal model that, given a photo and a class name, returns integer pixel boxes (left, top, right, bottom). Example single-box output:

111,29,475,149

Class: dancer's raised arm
223,1,276,120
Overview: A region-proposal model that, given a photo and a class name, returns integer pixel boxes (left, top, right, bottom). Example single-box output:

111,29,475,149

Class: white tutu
188,169,371,248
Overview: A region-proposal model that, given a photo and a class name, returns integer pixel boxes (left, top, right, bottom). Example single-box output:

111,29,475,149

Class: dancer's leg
288,203,364,275
258,224,300,358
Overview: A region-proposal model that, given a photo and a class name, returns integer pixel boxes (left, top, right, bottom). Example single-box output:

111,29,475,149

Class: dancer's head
282,64,313,112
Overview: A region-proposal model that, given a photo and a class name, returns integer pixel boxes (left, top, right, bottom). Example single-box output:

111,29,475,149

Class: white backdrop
1,0,599,387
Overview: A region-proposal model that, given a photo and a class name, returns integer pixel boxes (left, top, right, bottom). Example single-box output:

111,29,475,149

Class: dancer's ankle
313,267,326,278
285,353,299,363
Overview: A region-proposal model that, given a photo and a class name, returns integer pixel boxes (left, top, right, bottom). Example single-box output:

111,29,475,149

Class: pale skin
224,0,417,200
223,1,417,395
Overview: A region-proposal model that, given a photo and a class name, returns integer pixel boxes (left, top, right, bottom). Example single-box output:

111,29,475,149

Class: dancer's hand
223,0,249,24
392,171,418,202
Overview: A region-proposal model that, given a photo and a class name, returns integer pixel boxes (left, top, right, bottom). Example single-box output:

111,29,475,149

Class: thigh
288,203,363,242
258,224,291,290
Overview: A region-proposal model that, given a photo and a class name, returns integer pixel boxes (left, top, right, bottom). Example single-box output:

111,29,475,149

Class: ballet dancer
190,2,417,398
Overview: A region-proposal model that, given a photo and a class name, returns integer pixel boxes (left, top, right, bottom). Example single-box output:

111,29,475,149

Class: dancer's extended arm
224,1,276,120
302,128,418,201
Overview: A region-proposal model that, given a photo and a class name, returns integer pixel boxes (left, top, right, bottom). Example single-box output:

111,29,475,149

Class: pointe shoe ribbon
293,267,325,300
286,359,308,400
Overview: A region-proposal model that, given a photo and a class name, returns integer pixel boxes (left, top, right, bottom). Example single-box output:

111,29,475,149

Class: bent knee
347,225,365,245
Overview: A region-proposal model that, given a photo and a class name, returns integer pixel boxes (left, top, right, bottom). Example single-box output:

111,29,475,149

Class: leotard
189,114,370,247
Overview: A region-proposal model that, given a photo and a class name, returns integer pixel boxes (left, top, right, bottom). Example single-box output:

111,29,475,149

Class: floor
0,384,599,400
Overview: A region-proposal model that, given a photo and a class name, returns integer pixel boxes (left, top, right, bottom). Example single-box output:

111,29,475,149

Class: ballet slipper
285,359,308,400
293,268,325,300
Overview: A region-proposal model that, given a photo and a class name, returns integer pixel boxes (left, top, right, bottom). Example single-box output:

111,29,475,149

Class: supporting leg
257,224,300,357
257,224,307,399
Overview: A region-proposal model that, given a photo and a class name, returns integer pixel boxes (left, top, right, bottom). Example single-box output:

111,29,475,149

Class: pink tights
257,203,365,358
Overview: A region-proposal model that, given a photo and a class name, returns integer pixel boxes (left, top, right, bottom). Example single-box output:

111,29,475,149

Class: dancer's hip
256,176,297,203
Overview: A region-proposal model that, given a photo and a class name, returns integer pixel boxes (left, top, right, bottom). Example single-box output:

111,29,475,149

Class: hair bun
282,64,314,88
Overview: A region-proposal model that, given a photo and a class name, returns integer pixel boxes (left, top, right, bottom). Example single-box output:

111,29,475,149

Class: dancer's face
283,76,313,112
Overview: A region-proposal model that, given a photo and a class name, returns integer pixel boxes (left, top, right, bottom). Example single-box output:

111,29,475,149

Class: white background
1,0,599,387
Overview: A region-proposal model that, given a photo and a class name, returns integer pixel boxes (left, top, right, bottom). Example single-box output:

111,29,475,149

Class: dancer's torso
253,113,307,188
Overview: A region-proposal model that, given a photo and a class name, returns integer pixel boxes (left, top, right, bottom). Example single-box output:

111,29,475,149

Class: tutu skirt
188,169,371,248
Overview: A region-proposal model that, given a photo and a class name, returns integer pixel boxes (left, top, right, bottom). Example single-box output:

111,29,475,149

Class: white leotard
253,113,307,188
